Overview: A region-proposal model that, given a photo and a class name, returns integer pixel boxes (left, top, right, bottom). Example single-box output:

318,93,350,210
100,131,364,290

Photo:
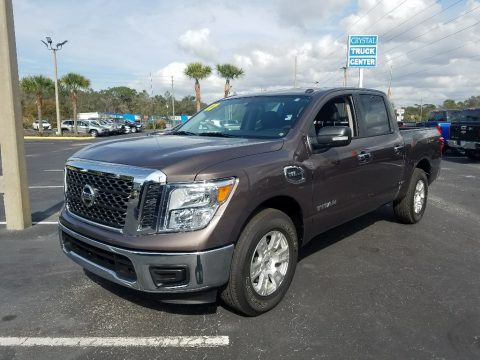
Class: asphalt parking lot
0,138,479,360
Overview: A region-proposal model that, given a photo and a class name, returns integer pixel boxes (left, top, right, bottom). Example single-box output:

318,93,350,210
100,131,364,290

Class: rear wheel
393,168,428,224
131,126,137,133
220,208,298,316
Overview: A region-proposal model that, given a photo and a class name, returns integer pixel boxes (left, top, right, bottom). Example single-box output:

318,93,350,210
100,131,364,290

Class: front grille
66,168,134,229
62,232,136,281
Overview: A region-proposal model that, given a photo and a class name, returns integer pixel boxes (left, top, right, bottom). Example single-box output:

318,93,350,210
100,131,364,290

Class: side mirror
314,126,352,148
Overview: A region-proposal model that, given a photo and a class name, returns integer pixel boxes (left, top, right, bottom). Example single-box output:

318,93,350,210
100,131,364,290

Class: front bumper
59,223,234,294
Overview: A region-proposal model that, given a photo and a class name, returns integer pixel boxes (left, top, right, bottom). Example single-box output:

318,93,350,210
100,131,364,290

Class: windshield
176,95,311,139
89,121,101,126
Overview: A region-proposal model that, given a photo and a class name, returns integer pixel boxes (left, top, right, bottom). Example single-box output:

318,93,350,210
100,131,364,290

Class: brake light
436,125,442,135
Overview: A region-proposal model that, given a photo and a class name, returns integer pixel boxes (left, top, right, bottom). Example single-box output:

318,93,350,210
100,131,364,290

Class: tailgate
450,123,480,141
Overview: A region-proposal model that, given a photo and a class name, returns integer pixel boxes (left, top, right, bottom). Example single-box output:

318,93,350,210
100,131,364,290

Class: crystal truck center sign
348,35,378,68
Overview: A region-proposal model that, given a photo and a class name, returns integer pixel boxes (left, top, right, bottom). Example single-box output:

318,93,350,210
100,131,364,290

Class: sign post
347,35,378,88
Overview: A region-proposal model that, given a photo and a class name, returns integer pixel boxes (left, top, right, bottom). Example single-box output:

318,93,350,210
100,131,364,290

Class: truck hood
71,134,284,181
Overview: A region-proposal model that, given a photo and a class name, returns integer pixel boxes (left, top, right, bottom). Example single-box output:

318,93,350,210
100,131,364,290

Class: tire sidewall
237,211,298,314
411,170,428,223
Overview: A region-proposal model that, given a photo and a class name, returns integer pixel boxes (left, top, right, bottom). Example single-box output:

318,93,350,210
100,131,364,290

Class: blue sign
348,35,378,68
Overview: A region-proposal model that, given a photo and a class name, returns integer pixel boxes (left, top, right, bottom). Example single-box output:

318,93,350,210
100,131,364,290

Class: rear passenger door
354,92,405,208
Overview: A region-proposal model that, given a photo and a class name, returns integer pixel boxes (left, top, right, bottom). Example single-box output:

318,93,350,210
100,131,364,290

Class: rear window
461,109,480,122
359,94,391,136
428,111,446,122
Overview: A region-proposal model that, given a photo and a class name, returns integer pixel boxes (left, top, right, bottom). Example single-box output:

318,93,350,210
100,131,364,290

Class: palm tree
60,73,91,134
20,75,54,133
184,62,212,112
216,64,244,98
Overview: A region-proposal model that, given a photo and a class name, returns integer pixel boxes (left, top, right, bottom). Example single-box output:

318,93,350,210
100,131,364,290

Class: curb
24,136,94,140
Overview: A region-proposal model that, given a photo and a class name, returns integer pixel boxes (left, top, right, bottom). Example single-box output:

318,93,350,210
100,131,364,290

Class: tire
220,208,298,316
131,126,137,133
90,129,98,138
393,168,428,224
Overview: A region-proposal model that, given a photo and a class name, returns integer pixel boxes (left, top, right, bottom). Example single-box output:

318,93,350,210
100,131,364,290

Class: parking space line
0,221,58,225
0,336,229,348
29,186,63,189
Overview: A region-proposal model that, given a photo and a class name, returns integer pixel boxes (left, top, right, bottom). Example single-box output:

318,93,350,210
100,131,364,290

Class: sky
12,0,480,108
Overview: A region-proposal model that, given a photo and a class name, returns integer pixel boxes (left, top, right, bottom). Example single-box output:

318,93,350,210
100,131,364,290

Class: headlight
164,178,236,231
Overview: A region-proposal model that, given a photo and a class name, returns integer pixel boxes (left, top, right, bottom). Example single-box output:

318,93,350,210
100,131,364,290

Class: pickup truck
59,88,442,316
418,109,462,153
448,108,480,159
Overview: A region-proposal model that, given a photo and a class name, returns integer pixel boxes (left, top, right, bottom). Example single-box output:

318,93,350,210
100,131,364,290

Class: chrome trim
65,158,167,235
59,223,234,293
284,165,306,184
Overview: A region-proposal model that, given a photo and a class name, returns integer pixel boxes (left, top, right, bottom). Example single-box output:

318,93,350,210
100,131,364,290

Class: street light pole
41,37,67,135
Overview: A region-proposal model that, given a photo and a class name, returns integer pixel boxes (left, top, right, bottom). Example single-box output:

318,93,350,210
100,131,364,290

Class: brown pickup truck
59,88,442,316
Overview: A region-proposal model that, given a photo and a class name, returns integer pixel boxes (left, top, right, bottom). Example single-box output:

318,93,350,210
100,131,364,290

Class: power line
356,0,410,34
387,18,480,62
378,0,441,38
391,38,480,70
384,2,480,56
393,53,480,80
383,0,464,43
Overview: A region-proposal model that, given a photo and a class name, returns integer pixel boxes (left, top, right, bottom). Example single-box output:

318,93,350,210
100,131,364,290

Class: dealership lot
0,139,479,360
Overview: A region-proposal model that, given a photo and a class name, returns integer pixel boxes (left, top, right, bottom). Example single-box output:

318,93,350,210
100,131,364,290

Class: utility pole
171,76,175,118
341,66,347,87
41,37,67,135
420,97,423,121
358,68,364,88
149,72,153,121
0,0,31,229
294,56,298,88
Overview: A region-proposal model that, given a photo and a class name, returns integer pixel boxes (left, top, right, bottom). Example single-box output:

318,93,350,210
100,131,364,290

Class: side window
359,94,391,136
309,96,357,142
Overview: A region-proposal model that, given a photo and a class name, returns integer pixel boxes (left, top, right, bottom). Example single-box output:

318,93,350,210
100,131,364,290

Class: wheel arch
242,195,304,247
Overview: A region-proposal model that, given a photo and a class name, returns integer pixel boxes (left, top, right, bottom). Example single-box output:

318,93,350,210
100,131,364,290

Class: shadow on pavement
32,201,63,222
299,204,396,261
84,270,219,316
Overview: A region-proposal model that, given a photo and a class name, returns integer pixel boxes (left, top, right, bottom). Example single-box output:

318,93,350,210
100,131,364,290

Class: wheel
220,208,298,316
90,129,98,138
131,126,137,133
393,168,428,224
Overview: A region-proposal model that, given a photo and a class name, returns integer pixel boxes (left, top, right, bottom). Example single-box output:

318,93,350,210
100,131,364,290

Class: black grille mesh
66,168,134,229
62,232,136,281
139,183,163,229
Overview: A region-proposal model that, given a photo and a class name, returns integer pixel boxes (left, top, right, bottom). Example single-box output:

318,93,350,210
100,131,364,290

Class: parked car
448,108,480,159
61,119,109,137
59,88,442,316
125,120,143,133
32,120,52,130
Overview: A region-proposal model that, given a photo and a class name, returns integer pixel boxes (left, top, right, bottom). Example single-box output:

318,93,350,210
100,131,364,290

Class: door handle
393,144,405,154
357,151,372,163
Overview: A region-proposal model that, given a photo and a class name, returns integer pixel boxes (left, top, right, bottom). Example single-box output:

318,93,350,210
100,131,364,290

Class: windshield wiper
172,130,197,136
197,132,238,138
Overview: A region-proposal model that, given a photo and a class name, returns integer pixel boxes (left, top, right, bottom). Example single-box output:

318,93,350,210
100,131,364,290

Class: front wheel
220,208,298,316
393,168,428,224
90,129,98,138
131,126,137,133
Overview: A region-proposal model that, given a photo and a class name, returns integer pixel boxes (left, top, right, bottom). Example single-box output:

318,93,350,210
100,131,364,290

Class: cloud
177,28,218,61
12,0,480,107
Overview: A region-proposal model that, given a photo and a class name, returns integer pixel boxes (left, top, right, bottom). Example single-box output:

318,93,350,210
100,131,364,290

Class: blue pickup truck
417,110,462,153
